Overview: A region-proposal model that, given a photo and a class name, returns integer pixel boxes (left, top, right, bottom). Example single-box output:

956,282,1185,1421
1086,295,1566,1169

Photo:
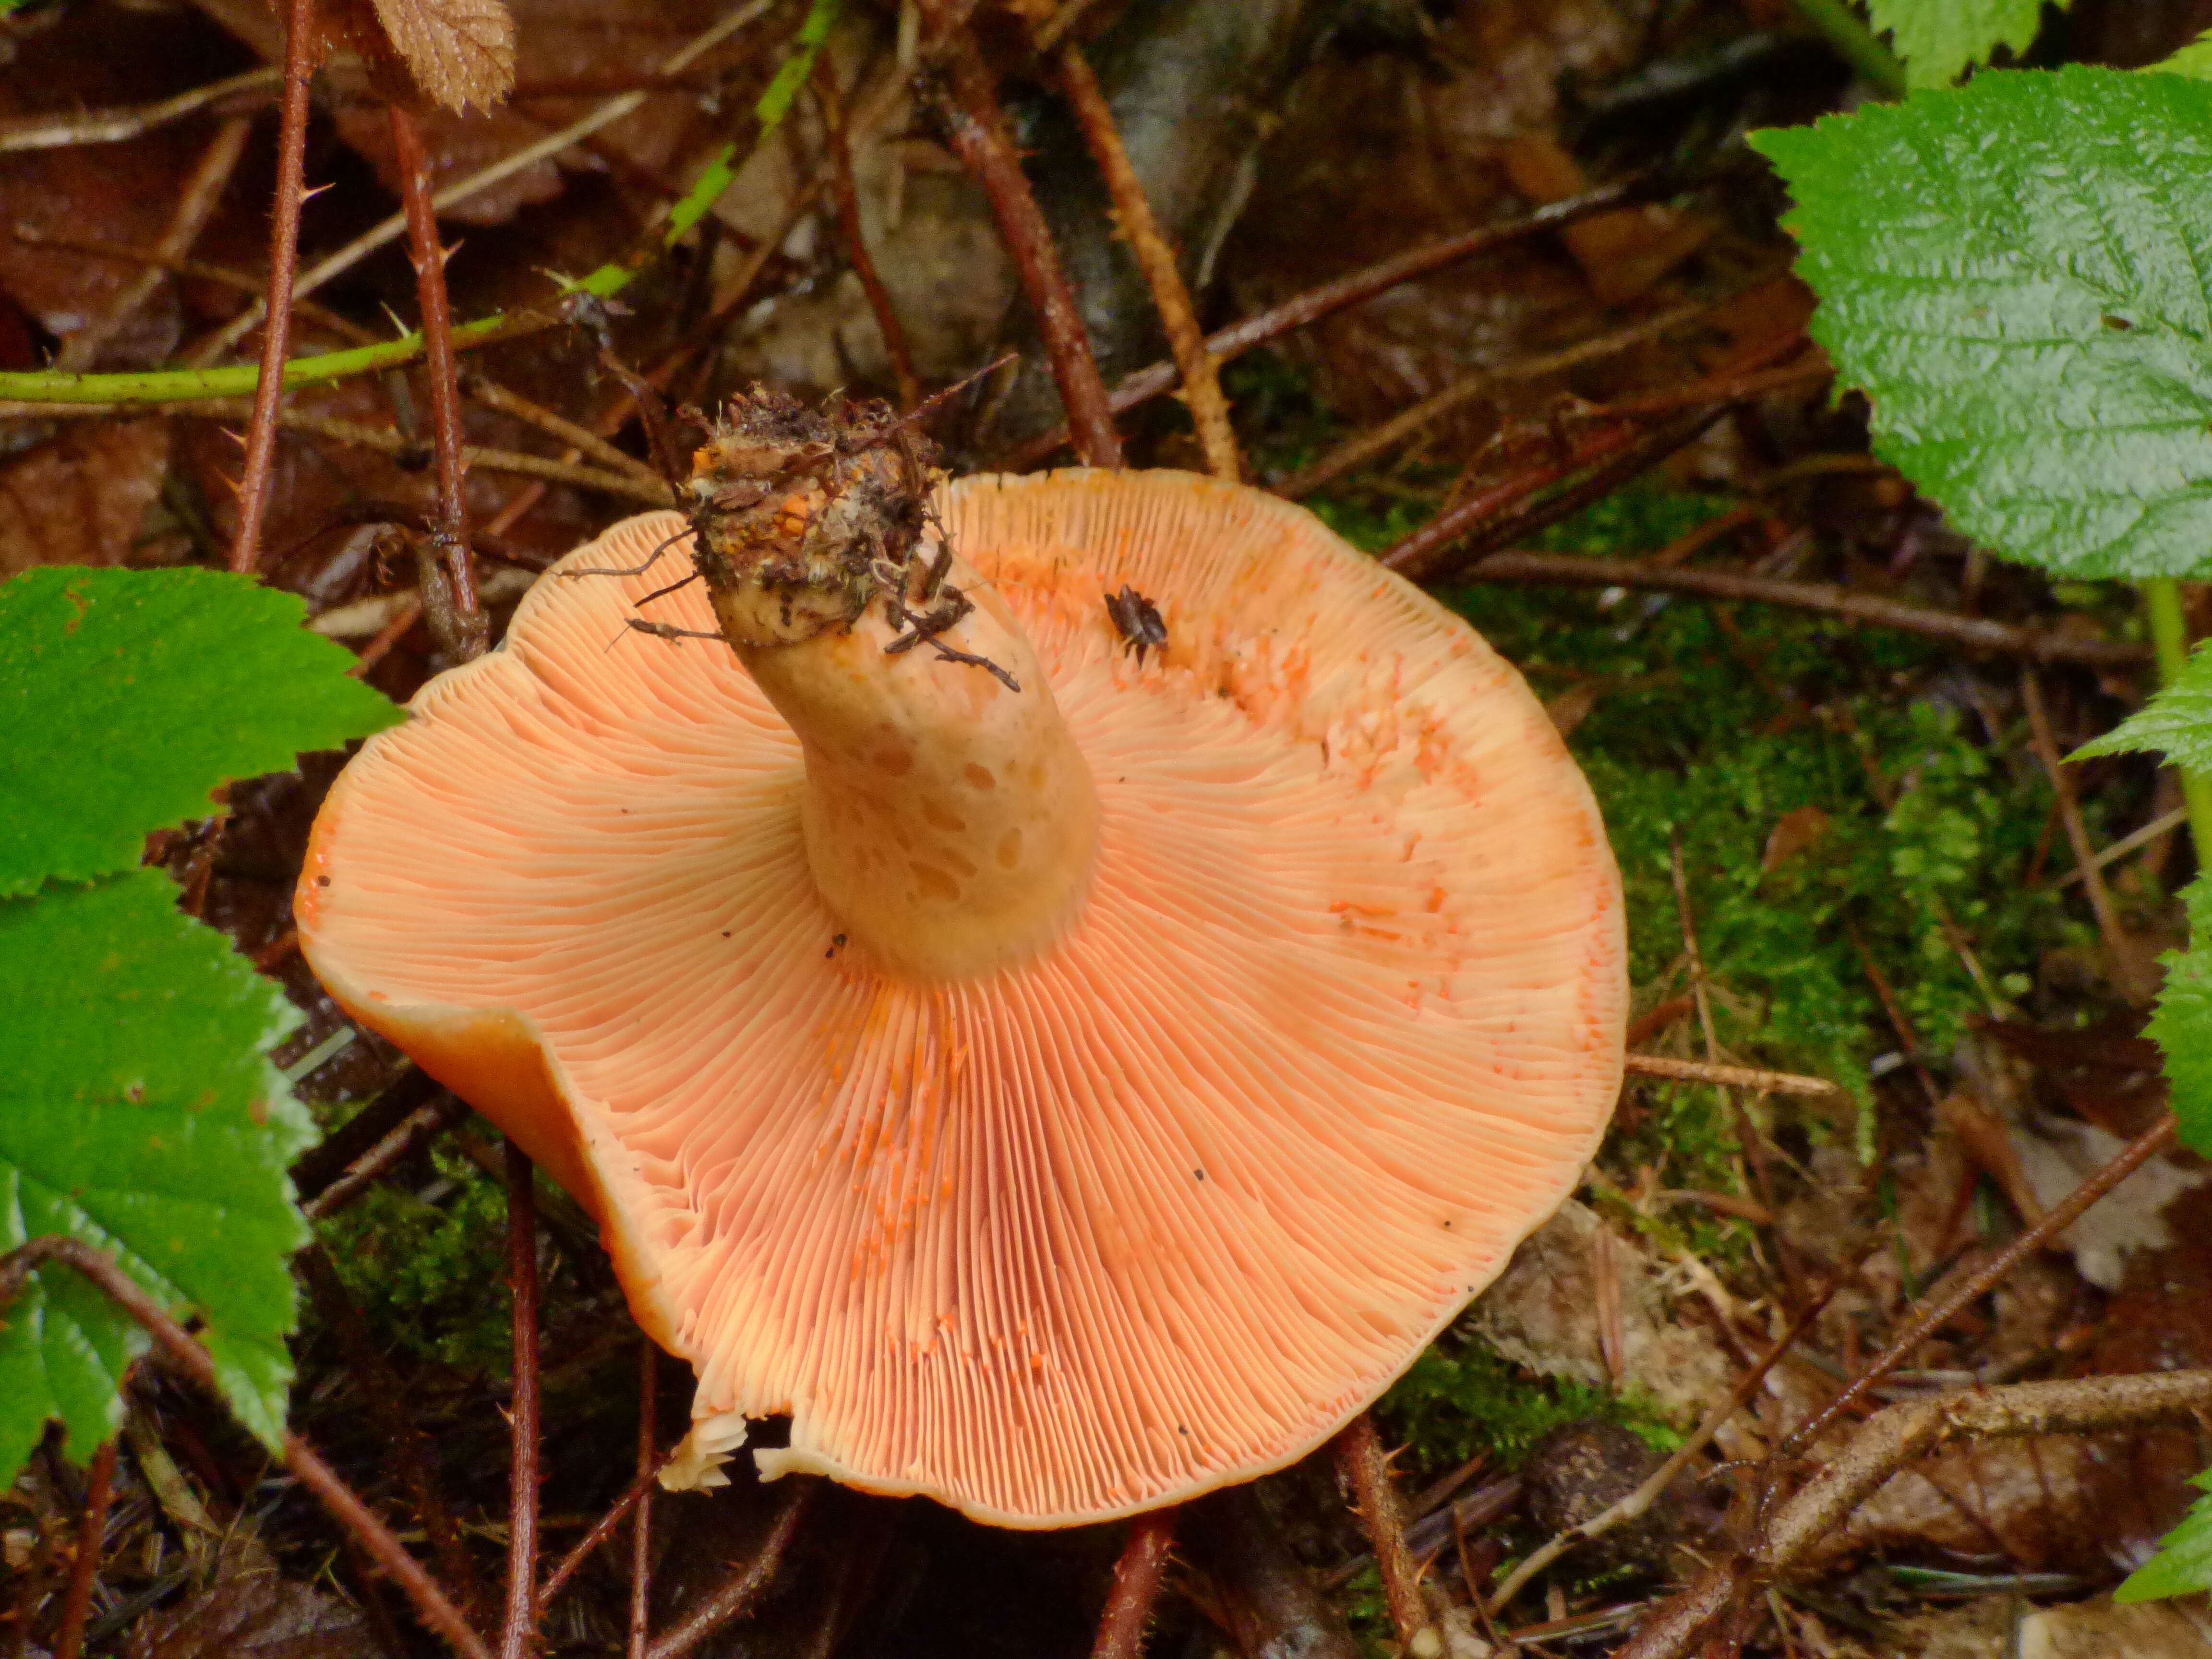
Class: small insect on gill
1106,585,1167,666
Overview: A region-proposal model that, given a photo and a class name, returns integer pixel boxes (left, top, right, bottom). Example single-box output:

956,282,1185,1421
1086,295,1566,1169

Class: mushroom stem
730,543,1101,982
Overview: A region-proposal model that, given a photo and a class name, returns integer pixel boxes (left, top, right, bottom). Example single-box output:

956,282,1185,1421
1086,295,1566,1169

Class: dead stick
501,1139,541,1659
0,1236,491,1659
1053,41,1238,480
1460,552,2151,670
1617,1369,2212,1659
1781,1112,2179,1461
643,1484,811,1659
1000,177,1655,470
51,1435,118,1659
1623,1054,1838,1098
629,1336,656,1659
389,105,484,662
925,20,1123,468
227,0,316,575
1487,1257,1861,1615
1091,1509,1177,1659
2021,668,2153,1003
1335,1414,1432,1652
302,1094,473,1221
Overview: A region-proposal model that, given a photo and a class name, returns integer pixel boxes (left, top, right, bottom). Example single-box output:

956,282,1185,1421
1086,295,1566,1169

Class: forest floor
6,0,2212,1656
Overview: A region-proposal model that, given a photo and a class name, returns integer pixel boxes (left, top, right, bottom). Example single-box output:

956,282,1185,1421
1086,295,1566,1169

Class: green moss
312,1143,516,1376
1378,1338,1685,1474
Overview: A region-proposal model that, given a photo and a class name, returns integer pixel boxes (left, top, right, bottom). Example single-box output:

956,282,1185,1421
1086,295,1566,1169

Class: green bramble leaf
1866,0,2058,88
0,871,314,1483
0,567,402,896
2076,640,2212,772
1752,67,2212,580
2145,874,2212,1160
2119,1470,2212,1601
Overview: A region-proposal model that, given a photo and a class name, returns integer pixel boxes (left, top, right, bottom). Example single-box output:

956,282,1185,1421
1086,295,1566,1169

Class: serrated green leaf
2076,641,2212,770
1752,67,2212,580
0,871,313,1482
0,567,402,896
2119,1469,2212,1600
1867,0,2056,88
2148,873,2212,1159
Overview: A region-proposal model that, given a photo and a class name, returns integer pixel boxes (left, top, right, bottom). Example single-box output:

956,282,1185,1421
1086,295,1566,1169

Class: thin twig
227,0,317,575
389,105,484,662
1092,1510,1177,1659
2021,669,2153,1003
629,1338,656,1659
1053,40,1238,479
643,1484,812,1659
302,1094,473,1221
462,375,662,485
2056,804,2191,889
817,65,919,410
10,228,378,344
533,1465,661,1615
1779,1111,2180,1461
0,66,281,151
1456,551,2152,669
1615,1370,2212,1659
1279,287,1754,500
1001,176,1659,469
1334,1415,1432,1652
52,1436,118,1659
501,1140,542,1659
924,15,1123,468
1487,1258,1860,1615
0,1237,491,1659
193,0,784,363
58,115,252,372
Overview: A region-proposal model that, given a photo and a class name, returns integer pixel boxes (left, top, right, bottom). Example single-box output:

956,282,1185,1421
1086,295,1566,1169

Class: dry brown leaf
0,421,170,576
324,0,517,113
127,1564,380,1659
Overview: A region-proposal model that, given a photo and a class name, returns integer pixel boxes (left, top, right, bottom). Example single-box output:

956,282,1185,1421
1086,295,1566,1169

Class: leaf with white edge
2076,641,2212,771
0,871,313,1483
0,567,402,896
1866,0,2057,88
1751,67,2212,580
2119,1469,2212,1600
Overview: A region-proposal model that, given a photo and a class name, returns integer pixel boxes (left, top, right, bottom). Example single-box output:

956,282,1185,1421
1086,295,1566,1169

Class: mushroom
297,392,1625,1528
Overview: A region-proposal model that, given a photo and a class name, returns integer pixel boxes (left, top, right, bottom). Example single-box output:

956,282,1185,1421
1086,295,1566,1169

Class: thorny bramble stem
1052,41,1239,481
630,1336,656,1659
923,14,1124,469
227,0,317,574
0,1236,492,1659
389,104,486,662
1091,1509,1177,1659
501,1139,542,1659
51,1435,117,1659
1334,1415,1431,1653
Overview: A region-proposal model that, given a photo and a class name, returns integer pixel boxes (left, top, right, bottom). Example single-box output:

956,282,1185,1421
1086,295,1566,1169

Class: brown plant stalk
501,1139,542,1659
1053,41,1238,479
1334,1414,1431,1653
1092,1509,1178,1659
51,1435,118,1659
389,104,485,662
0,1236,491,1659
228,0,318,575
924,16,1124,468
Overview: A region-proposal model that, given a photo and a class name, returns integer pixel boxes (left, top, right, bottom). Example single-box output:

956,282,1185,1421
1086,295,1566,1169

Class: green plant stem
1789,0,1910,97
2142,576,2212,868
0,0,841,410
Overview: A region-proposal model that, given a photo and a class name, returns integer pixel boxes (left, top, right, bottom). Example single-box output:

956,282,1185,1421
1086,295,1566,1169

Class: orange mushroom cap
297,468,1625,1528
